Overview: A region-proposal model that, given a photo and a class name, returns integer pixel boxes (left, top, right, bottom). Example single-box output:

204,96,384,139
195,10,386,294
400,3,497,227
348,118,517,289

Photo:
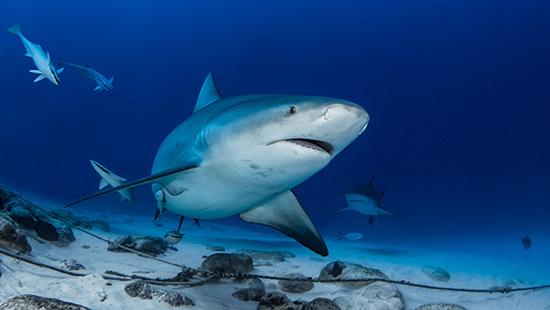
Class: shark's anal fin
239,190,328,256
66,162,200,208
99,179,108,189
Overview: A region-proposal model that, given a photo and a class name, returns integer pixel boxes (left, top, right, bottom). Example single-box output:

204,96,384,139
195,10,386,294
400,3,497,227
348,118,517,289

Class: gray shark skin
337,175,408,225
67,73,369,256
7,22,63,85
59,59,113,91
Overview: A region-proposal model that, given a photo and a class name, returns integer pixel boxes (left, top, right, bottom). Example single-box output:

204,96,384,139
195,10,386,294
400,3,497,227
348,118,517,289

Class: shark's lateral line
68,73,370,256
337,175,408,225
89,160,134,206
59,59,113,91
6,22,63,85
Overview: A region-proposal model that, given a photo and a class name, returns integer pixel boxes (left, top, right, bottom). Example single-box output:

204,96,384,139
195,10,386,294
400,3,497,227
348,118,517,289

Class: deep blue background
1,1,549,244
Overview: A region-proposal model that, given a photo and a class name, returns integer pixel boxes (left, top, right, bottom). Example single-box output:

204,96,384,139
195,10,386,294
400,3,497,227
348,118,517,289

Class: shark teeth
285,139,334,155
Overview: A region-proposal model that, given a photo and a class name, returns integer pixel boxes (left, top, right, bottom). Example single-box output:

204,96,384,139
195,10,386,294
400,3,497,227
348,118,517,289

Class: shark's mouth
284,139,334,155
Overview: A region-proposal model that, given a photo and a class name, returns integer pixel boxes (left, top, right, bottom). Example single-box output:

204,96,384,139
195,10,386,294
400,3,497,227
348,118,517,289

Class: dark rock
124,280,194,306
415,304,468,310
48,209,91,229
421,266,451,282
237,249,295,262
334,282,405,310
124,279,154,299
232,278,265,301
306,298,341,310
9,205,36,228
278,273,314,293
35,219,59,241
200,253,253,274
318,261,389,289
108,235,167,255
206,245,226,252
0,294,91,310
258,292,303,310
0,214,31,254
61,259,85,271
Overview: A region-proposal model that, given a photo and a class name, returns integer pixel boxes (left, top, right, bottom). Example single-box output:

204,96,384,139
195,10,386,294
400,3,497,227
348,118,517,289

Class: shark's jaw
270,139,334,155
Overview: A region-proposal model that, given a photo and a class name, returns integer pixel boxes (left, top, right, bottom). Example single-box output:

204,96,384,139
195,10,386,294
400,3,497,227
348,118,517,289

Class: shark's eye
289,105,297,115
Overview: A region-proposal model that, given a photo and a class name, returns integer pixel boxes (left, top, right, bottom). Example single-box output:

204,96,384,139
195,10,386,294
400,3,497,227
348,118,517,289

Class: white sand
0,209,548,309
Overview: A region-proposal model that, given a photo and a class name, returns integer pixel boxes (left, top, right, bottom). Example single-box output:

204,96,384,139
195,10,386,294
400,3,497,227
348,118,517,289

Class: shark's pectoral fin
34,75,46,82
66,162,200,208
93,85,102,91
239,190,328,256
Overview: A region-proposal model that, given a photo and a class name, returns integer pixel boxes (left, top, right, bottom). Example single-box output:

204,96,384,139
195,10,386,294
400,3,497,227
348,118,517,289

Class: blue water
1,1,549,251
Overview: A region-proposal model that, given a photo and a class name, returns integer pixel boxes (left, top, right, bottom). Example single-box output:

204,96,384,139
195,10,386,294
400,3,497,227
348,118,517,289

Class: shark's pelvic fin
193,73,222,113
93,85,102,91
57,67,64,74
239,190,328,256
66,162,200,208
34,75,46,83
29,70,41,74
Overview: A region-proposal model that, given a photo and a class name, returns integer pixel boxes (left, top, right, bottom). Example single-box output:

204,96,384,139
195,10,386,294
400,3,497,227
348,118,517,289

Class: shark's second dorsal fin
193,73,222,113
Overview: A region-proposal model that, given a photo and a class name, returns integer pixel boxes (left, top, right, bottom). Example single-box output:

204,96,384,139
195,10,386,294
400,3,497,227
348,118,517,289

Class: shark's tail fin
6,22,22,36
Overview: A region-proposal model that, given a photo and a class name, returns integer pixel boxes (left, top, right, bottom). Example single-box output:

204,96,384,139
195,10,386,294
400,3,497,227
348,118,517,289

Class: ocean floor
0,207,549,310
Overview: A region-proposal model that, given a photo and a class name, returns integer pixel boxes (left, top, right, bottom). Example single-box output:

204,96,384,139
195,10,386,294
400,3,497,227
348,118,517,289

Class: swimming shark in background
67,73,369,256
336,175,408,225
59,58,114,91
6,22,64,85
89,160,134,206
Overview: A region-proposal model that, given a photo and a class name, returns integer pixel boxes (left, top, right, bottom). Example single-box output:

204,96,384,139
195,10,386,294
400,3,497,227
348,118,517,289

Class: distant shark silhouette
336,175,408,225
67,73,369,256
59,58,113,91
7,22,64,85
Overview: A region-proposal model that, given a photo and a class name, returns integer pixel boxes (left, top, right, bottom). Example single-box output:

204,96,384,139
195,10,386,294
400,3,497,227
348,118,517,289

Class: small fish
337,231,363,241
7,22,63,85
164,230,184,245
331,261,343,277
59,58,113,91
89,160,135,206
521,236,532,250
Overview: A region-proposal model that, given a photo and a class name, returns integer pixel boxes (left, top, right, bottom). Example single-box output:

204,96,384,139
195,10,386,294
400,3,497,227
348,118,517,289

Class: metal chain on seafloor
3,200,550,294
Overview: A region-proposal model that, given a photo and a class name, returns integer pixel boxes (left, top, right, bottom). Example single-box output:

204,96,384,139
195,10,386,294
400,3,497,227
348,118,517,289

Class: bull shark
59,58,113,91
336,175,408,225
89,160,134,206
7,22,63,85
67,73,369,256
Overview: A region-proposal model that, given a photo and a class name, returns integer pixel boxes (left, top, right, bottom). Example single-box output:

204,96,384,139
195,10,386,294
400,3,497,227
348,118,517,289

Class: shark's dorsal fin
47,51,51,63
193,73,222,113
66,161,200,208
239,190,328,256
99,179,108,189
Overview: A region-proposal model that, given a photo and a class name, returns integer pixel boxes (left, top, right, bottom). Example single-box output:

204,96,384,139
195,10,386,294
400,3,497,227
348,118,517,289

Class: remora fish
89,160,134,206
337,175,407,225
6,22,63,85
68,73,369,256
59,58,113,91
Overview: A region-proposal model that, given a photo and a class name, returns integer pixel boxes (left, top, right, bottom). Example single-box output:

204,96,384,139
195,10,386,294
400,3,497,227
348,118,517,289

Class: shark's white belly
160,164,286,219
